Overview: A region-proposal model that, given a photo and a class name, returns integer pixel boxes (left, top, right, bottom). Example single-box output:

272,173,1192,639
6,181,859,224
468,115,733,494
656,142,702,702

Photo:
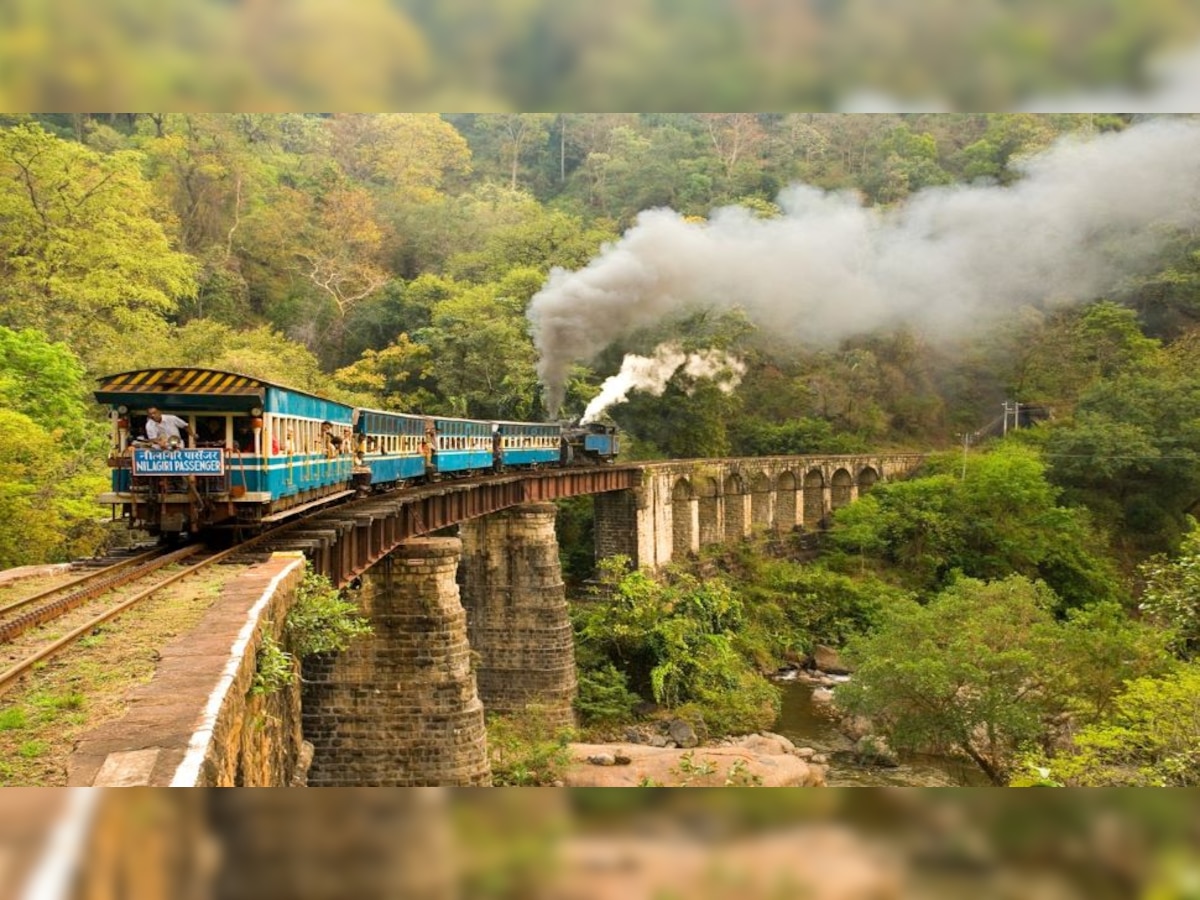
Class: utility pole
1002,400,1023,435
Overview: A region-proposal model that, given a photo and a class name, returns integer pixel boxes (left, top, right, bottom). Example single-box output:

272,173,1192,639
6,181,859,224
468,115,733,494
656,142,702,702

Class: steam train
95,367,619,536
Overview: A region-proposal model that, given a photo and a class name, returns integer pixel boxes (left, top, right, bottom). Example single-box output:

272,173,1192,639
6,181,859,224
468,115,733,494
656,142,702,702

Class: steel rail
0,523,302,697
0,547,166,619
0,545,204,644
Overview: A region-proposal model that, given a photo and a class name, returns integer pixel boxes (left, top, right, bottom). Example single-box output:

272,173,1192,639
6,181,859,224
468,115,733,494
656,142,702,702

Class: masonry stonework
592,454,920,570
593,489,640,563
302,537,490,786
459,504,577,727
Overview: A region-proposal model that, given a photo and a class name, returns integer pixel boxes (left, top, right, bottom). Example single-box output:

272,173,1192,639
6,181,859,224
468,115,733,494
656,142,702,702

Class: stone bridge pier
459,503,577,728
301,538,492,787
595,454,920,569
301,504,579,785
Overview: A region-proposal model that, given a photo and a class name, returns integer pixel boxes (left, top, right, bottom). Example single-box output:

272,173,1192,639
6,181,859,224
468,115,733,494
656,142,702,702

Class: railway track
0,528,294,698
0,545,202,644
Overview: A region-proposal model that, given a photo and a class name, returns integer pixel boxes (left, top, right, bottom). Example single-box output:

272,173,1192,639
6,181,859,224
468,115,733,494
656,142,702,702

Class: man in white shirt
145,407,189,448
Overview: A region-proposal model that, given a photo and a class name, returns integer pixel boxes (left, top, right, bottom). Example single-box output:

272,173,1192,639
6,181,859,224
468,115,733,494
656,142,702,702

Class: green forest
2,113,1200,786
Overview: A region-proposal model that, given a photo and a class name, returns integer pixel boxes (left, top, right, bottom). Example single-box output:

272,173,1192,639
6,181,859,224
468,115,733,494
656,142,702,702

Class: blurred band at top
5,0,1200,112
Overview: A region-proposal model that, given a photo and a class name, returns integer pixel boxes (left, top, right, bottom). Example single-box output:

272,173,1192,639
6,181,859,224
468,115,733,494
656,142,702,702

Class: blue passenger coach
353,408,429,485
95,368,355,534
494,420,562,468
430,416,493,474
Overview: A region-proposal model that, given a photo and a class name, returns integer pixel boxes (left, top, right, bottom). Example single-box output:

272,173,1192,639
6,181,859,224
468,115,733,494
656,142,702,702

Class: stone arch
776,471,798,530
750,472,772,530
698,477,721,547
723,473,747,542
858,466,879,494
831,468,854,509
802,469,825,527
671,478,697,559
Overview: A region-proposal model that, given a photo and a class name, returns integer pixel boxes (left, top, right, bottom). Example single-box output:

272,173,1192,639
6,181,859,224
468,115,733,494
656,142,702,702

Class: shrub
487,705,575,786
251,632,295,697
575,663,640,727
285,572,373,657
1047,664,1200,787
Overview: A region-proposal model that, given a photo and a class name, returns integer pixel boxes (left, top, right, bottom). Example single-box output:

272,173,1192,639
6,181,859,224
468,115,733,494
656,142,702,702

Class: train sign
132,448,226,476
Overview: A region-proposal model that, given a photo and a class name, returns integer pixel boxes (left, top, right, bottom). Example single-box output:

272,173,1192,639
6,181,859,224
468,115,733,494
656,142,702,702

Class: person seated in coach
233,417,255,453
231,417,279,454
321,421,343,457
195,417,225,447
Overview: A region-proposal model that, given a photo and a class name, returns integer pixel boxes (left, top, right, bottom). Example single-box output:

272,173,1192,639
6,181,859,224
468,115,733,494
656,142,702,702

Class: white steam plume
529,118,1200,416
581,343,746,423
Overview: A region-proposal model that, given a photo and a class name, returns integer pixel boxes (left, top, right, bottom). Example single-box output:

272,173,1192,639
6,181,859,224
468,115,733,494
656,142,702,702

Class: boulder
840,715,873,741
854,735,899,768
757,732,797,753
667,718,699,749
812,644,852,675
736,733,794,756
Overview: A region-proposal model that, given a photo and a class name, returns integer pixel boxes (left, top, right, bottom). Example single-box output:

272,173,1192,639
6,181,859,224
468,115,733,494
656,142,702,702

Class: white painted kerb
20,789,103,900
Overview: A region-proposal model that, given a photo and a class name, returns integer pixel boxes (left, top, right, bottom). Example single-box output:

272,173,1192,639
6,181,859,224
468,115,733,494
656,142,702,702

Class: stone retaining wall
68,553,309,787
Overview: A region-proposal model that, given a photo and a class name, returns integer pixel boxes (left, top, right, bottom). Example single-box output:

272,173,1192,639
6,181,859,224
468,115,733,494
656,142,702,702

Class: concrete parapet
459,503,577,728
302,537,491,786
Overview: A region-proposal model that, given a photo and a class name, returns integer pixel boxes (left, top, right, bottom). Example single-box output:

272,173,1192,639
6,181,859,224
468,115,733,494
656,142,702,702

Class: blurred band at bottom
4,789,1199,900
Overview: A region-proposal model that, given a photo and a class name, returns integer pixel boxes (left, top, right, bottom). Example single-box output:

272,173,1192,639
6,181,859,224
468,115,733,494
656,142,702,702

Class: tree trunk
961,741,1006,786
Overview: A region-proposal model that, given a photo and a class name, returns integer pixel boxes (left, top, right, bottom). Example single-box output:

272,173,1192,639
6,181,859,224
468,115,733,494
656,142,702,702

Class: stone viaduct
69,453,921,787
594,453,923,570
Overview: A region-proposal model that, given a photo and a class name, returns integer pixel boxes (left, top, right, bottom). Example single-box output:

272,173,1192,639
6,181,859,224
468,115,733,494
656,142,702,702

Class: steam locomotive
95,367,619,536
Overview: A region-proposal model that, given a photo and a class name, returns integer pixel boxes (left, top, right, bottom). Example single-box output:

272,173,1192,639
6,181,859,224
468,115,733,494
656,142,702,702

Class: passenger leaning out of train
145,407,189,449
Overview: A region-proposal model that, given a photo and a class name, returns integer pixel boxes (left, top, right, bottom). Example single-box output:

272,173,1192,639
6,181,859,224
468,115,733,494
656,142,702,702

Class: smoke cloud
529,118,1200,416
580,343,746,423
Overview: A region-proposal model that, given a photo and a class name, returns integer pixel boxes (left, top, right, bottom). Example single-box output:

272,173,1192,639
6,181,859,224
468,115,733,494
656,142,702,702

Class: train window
232,417,254,453
195,416,226,447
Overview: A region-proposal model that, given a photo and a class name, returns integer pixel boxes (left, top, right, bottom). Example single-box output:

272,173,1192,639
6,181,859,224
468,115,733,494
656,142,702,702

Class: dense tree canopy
3,115,1200,793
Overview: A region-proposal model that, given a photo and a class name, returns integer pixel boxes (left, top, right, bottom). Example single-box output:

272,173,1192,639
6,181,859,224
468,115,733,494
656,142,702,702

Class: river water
772,680,989,787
